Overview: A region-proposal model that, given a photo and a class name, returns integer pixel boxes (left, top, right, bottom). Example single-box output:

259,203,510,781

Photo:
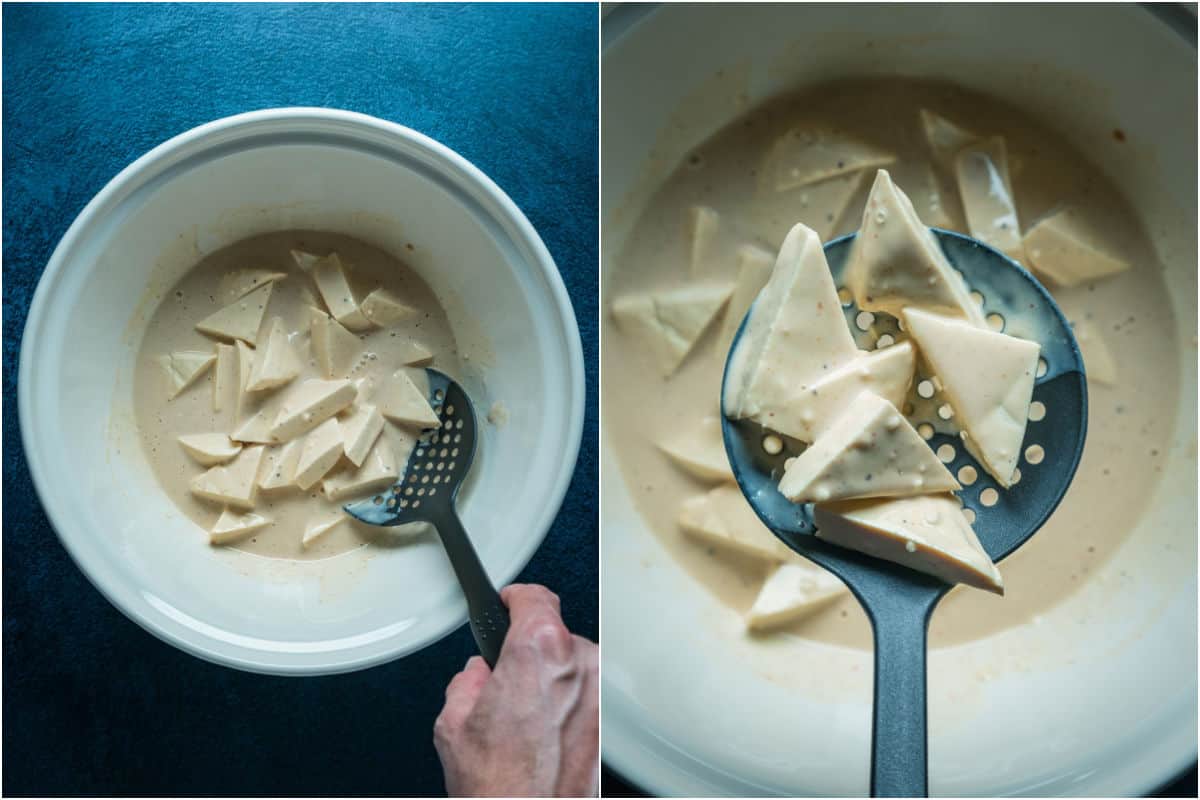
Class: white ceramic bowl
602,5,1196,796
19,108,585,675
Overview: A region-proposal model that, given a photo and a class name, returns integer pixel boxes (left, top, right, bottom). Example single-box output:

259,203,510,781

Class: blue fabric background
2,4,597,795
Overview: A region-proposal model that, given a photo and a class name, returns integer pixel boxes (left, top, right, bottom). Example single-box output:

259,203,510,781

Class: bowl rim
17,107,586,675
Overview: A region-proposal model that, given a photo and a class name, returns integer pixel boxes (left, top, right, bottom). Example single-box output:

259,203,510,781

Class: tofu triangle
657,416,733,482
397,340,433,366
902,308,1039,487
217,269,286,303
724,223,858,420
195,282,274,345
612,283,733,376
378,370,439,428
308,307,363,379
815,494,1003,593
745,561,846,631
246,317,302,391
778,391,958,503
159,350,215,399
766,127,896,191
678,485,793,562
210,509,271,545
750,341,916,444
845,170,985,325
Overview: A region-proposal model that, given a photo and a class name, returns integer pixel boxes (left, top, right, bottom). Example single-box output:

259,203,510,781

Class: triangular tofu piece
308,307,363,379
257,439,303,490
902,309,1039,486
815,494,1003,593
189,446,266,509
719,244,774,352
687,205,721,276
1022,207,1130,287
658,416,733,482
919,109,979,165
309,252,371,331
723,224,859,420
235,340,255,417
654,284,733,347
323,437,400,501
745,561,846,632
158,351,215,399
954,136,1023,260
294,418,344,490
753,170,869,248
1070,318,1117,386
302,515,345,548
378,370,439,428
269,379,358,443
212,343,238,413
902,161,954,230
195,282,273,345
678,485,794,563
844,170,985,325
778,391,958,503
764,127,896,192
210,509,271,545
217,269,287,303
291,249,323,272
178,433,241,466
246,317,301,392
396,340,433,366
612,283,733,377
360,289,417,327
341,403,385,467
750,341,916,443
232,406,275,444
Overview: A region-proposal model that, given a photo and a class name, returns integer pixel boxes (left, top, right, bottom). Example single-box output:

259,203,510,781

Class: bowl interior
21,111,583,674
601,5,1196,796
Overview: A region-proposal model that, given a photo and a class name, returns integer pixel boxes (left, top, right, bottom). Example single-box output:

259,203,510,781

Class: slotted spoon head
722,229,1088,580
344,369,477,527
722,229,1089,797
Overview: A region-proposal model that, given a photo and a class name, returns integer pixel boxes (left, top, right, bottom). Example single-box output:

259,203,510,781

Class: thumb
436,655,491,733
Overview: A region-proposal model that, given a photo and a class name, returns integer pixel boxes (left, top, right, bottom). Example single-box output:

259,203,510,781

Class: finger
437,655,491,734
498,596,574,667
445,655,490,700
501,583,562,618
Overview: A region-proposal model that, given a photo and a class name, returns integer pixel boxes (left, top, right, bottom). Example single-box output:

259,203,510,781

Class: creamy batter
133,231,461,560
603,79,1180,649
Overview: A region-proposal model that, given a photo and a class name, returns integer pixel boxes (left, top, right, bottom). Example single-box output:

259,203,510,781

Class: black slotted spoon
345,368,510,667
722,230,1088,797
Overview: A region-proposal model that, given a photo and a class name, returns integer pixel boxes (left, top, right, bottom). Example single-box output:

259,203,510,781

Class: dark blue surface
2,4,597,796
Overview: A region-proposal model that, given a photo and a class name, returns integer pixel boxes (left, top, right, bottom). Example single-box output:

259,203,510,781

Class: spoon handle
869,596,936,797
434,508,510,668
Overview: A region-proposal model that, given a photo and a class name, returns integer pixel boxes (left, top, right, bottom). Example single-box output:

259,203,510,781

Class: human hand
434,584,599,797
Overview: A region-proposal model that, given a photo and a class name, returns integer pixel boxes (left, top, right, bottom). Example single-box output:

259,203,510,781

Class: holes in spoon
936,444,956,463
986,312,1005,332
957,465,978,486
1028,401,1046,422
855,311,875,331
1025,444,1045,465
1036,358,1048,378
